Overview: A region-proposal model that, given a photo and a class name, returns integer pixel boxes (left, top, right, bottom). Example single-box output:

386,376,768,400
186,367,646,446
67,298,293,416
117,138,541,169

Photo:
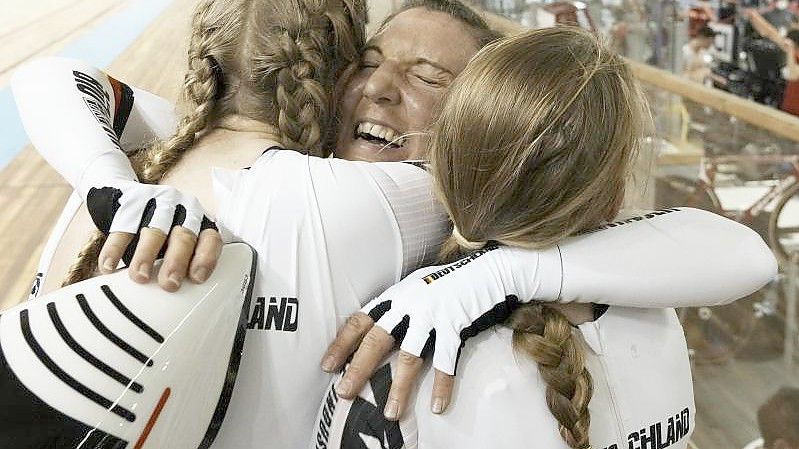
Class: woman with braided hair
9,0,400,447
9,1,773,448
57,0,367,289
315,27,706,449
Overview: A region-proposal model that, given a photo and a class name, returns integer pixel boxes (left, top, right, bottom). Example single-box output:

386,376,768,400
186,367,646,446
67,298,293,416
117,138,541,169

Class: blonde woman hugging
320,28,777,449
8,0,775,447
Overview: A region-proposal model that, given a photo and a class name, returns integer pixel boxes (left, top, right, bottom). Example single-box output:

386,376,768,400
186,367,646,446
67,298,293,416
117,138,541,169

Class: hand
321,244,562,420
86,181,222,291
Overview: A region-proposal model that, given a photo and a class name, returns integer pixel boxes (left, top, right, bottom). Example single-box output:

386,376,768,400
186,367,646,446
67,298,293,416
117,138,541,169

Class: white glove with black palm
361,244,562,375
81,152,215,264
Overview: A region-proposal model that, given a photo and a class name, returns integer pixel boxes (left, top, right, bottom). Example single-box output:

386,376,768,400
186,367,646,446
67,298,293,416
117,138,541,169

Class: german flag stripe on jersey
107,75,135,138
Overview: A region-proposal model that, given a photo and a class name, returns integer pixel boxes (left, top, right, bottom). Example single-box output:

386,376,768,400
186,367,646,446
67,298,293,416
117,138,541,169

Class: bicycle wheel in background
681,286,783,365
654,175,722,211
769,181,799,266
655,175,781,364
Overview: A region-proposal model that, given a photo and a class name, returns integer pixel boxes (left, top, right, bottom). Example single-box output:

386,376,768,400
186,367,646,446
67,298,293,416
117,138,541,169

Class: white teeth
376,125,388,141
356,121,405,147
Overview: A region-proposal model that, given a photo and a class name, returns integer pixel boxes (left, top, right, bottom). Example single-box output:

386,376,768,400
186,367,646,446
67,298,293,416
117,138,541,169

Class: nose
363,63,400,105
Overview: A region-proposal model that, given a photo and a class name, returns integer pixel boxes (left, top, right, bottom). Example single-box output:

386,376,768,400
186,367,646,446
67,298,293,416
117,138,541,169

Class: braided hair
430,27,650,448
63,0,367,285
509,304,593,449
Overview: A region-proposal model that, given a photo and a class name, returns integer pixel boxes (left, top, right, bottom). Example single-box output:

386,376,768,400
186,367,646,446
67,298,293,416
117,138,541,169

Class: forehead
370,7,480,73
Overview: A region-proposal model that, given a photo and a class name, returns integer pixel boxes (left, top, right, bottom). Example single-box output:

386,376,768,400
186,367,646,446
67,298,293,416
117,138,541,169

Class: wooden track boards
0,0,195,309
0,0,125,85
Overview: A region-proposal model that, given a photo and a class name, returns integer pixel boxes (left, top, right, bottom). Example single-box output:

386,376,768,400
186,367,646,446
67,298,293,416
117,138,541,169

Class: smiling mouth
354,121,406,149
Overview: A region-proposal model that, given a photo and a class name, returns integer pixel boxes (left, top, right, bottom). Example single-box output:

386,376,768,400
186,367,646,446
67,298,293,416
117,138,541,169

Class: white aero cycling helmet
0,242,256,449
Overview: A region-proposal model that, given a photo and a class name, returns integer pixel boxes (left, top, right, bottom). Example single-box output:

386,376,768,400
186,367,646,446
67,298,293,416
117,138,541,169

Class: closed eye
416,75,441,86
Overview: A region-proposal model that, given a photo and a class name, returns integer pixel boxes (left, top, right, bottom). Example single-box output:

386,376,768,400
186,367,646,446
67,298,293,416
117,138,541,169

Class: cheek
403,88,446,130
339,73,368,123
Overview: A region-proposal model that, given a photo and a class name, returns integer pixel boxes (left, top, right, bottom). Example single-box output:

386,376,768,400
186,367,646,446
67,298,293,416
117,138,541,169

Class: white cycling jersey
208,149,449,448
12,57,775,449
313,306,694,449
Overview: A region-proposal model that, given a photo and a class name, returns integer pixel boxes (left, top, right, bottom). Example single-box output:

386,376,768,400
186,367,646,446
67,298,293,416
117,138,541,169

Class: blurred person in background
683,25,717,82
689,0,717,37
747,8,799,115
610,0,654,63
755,387,799,449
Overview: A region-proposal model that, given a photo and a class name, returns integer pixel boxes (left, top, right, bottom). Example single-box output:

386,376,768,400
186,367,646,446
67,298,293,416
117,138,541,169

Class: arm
781,38,799,80
12,57,218,289
745,10,799,79
558,207,776,306
12,56,176,186
357,209,776,372
361,207,777,313
747,8,784,43
324,207,777,416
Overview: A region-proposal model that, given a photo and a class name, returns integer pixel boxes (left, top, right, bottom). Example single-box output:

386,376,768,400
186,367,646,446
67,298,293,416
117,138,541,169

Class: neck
214,114,283,142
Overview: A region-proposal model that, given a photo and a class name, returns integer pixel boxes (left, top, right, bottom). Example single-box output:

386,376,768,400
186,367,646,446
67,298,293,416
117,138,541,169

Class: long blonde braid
61,230,107,287
140,0,242,183
63,0,366,286
509,304,593,449
256,22,328,152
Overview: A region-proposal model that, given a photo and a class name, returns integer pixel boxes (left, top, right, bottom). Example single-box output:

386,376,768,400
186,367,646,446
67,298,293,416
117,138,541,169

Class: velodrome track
0,0,192,308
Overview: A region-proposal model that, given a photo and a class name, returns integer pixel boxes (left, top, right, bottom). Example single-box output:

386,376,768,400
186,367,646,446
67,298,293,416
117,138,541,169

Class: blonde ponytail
429,27,648,448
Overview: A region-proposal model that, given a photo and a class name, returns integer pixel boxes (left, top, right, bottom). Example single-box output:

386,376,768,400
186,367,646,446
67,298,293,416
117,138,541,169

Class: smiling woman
335,0,502,161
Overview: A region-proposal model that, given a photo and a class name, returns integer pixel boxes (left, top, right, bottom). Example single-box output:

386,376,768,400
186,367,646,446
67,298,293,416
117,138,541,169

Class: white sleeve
11,56,176,187
366,161,451,276
558,207,778,307
214,151,449,297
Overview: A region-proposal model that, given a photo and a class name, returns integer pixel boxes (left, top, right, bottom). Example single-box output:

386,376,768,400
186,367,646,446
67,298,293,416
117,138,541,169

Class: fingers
431,369,454,415
336,326,395,400
321,312,374,373
431,330,461,377
98,232,134,274
384,350,423,421
157,226,198,292
128,228,167,283
101,224,217,291
188,228,223,283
